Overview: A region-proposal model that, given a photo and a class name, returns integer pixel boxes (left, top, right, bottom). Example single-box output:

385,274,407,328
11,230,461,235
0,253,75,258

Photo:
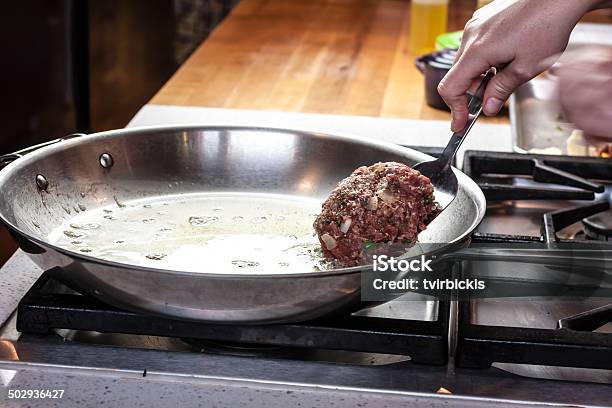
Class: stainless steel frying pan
0,126,486,323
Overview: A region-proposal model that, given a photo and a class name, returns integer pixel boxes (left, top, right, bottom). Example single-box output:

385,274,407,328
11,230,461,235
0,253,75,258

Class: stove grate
464,150,612,244
463,151,610,202
17,271,450,365
456,299,612,369
458,150,612,369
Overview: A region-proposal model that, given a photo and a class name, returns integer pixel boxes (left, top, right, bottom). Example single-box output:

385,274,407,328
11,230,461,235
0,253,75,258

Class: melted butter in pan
47,193,330,274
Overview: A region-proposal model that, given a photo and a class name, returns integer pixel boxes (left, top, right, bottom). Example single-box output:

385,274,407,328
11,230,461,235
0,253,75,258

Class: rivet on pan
35,174,49,191
99,153,114,168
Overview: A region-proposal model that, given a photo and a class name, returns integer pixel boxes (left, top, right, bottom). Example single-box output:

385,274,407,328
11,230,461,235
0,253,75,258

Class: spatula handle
438,69,496,171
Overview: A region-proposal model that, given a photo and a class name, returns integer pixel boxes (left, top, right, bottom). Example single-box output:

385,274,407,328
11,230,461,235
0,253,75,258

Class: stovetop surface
1,264,610,402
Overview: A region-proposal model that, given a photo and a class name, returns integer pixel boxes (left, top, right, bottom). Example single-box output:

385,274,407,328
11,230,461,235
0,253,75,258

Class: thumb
482,65,532,116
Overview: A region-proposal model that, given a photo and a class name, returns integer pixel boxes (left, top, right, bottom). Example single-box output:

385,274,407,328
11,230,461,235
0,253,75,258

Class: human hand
438,0,594,132
557,46,612,142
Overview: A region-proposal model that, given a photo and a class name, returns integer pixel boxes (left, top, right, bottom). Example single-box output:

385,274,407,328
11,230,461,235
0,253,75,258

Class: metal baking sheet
509,75,573,155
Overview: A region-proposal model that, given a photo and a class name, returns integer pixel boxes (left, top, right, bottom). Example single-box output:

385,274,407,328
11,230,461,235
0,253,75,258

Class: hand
557,46,612,142
438,0,594,132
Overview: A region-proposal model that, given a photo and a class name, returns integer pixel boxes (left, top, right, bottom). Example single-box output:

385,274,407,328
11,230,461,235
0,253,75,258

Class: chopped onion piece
320,233,337,250
340,218,352,233
371,162,386,172
378,189,395,204
367,196,378,210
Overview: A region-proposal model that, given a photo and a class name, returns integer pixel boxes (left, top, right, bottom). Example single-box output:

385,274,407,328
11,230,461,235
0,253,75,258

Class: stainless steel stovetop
0,249,611,407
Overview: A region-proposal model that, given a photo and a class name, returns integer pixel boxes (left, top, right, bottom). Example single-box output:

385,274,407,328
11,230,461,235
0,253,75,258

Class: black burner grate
458,150,612,369
463,150,612,245
462,151,609,201
456,298,612,369
17,271,450,365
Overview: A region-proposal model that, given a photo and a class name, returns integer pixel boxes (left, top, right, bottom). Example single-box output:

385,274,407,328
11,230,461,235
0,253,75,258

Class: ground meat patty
314,162,437,266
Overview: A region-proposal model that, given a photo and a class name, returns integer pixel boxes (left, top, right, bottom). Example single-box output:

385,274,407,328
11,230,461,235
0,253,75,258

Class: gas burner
543,201,610,243
181,338,296,358
180,338,411,365
583,210,612,241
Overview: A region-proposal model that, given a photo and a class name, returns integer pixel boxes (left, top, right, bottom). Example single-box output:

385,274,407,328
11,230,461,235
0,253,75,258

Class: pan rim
0,124,486,279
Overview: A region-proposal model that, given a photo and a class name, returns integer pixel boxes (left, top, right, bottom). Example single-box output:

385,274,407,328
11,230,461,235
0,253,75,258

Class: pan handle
438,246,612,270
0,133,86,169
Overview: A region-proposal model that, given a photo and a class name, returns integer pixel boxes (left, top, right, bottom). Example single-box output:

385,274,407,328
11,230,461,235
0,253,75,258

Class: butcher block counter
149,0,612,123
150,0,506,123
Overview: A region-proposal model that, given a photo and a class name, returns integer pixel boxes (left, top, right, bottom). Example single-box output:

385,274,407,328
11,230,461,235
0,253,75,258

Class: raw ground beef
313,162,438,266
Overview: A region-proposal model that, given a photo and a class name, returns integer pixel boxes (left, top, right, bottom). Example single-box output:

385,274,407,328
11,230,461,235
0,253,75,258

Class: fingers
480,69,516,116
440,60,533,131
481,63,534,116
438,55,491,132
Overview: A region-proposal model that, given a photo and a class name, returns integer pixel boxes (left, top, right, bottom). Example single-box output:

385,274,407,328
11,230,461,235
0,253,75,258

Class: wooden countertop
151,0,487,122
150,0,611,123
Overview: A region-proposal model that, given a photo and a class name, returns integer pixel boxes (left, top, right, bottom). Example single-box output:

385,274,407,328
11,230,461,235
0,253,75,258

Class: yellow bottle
409,0,449,55
477,0,494,8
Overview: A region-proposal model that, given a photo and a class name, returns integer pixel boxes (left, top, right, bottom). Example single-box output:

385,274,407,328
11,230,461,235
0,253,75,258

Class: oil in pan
47,192,330,274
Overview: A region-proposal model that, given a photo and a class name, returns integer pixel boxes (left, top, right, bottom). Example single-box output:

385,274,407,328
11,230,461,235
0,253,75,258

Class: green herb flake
363,240,376,251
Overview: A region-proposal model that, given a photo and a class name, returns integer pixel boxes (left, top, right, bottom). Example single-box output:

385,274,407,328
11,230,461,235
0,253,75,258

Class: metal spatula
414,69,495,211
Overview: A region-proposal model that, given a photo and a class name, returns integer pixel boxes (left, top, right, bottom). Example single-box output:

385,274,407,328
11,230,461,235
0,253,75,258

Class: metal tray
509,75,573,155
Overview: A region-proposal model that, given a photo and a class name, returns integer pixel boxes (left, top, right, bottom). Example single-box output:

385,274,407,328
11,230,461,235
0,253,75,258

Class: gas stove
457,150,612,377
0,148,611,407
